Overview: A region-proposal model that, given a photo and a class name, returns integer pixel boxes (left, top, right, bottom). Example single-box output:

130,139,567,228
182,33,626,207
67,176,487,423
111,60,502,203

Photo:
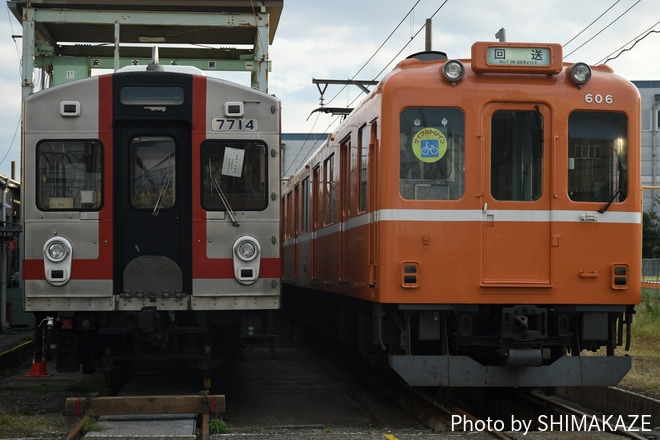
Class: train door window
490,110,543,201
324,154,336,225
36,140,103,211
312,166,321,231
130,136,176,210
340,138,351,219
302,176,310,233
399,108,465,200
294,183,300,237
201,140,268,211
358,124,370,213
312,166,321,280
568,112,628,203
283,192,291,240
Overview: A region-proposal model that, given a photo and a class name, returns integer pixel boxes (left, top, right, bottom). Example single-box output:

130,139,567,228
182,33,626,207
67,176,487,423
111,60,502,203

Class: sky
0,0,659,180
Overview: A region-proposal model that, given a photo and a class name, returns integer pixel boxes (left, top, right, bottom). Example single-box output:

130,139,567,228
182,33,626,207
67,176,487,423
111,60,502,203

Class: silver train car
22,64,281,379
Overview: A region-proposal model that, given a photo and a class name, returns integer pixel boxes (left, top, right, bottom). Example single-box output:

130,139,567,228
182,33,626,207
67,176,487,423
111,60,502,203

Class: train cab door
113,124,193,296
481,104,551,285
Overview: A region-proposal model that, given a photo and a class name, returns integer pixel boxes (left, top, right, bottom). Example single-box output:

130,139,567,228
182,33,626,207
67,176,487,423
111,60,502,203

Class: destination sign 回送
486,47,552,67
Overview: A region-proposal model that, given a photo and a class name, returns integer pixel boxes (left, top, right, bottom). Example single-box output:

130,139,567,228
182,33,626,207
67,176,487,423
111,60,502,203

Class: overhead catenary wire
284,0,435,176
321,0,424,109
597,20,660,64
321,1,450,129
563,0,621,48
1,7,23,170
564,0,641,58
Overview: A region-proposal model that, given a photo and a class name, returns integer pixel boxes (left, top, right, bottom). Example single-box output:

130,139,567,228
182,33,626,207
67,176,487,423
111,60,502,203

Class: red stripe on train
23,258,281,280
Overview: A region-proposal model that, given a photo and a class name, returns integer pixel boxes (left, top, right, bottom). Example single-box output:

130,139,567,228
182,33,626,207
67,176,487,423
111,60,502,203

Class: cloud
0,0,659,180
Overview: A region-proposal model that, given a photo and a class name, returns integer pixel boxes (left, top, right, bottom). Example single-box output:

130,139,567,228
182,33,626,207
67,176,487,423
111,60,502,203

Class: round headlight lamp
234,237,260,262
44,239,69,262
237,241,257,261
568,62,591,86
442,60,465,84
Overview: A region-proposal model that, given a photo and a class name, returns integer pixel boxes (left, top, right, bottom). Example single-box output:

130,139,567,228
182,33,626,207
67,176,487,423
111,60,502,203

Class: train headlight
568,62,591,87
235,239,258,262
232,236,261,285
441,60,464,85
45,239,70,262
43,236,73,286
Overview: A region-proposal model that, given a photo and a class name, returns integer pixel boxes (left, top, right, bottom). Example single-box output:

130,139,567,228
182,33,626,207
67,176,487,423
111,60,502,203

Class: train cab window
130,136,176,210
400,108,465,200
568,111,627,203
491,110,544,201
36,140,103,210
201,140,268,211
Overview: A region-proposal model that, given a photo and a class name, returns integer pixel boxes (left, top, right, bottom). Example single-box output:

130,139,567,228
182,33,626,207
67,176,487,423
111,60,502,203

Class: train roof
7,0,284,45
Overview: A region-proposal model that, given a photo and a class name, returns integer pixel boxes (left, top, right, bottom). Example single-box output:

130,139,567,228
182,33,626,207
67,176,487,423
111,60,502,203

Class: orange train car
281,42,641,387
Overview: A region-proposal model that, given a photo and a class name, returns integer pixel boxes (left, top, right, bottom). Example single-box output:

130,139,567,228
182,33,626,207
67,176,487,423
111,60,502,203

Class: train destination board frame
471,41,563,73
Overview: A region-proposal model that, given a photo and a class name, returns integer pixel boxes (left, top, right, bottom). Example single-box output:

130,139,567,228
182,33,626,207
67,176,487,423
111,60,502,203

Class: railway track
2,329,659,439
509,389,653,439
281,316,660,439
64,392,223,440
61,370,223,440
422,386,658,439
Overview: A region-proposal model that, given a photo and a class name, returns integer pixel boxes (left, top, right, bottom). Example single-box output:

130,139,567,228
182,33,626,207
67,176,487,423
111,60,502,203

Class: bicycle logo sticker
412,127,447,163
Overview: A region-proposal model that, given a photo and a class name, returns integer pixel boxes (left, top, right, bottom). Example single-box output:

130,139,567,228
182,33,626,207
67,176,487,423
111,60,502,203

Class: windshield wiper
209,159,240,227
152,154,173,216
534,105,544,157
598,187,620,214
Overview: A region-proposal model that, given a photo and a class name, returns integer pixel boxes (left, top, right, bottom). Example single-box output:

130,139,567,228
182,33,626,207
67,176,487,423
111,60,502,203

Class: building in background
0,172,27,330
635,81,660,214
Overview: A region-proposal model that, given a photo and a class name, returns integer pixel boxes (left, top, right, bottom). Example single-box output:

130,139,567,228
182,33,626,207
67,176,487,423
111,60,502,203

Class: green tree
642,210,660,258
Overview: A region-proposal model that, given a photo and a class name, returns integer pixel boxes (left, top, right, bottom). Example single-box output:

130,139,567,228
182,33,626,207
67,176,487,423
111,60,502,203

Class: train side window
36,140,103,211
201,140,268,211
400,108,465,200
568,111,627,203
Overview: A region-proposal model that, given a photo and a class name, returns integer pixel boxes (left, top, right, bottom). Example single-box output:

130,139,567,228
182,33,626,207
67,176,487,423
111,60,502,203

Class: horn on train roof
147,46,164,72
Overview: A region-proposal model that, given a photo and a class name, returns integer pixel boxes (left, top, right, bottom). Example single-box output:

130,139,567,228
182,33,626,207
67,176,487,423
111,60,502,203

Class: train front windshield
568,111,628,203
399,107,465,200
201,140,269,211
36,140,103,210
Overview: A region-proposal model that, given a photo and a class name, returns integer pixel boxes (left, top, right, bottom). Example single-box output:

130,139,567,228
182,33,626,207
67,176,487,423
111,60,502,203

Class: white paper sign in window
222,147,245,177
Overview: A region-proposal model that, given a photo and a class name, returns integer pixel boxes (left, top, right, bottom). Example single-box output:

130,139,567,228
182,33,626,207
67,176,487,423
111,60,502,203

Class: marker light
442,60,465,84
568,62,592,87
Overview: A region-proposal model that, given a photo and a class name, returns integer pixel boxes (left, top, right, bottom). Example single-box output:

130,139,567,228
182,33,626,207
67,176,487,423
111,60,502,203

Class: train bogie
282,42,640,387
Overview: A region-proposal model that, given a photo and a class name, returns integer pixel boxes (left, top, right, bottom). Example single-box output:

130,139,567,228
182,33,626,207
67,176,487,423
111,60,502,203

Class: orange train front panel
282,42,640,386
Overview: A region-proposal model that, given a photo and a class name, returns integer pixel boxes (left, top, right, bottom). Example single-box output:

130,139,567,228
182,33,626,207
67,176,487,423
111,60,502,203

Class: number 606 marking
585,94,613,104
